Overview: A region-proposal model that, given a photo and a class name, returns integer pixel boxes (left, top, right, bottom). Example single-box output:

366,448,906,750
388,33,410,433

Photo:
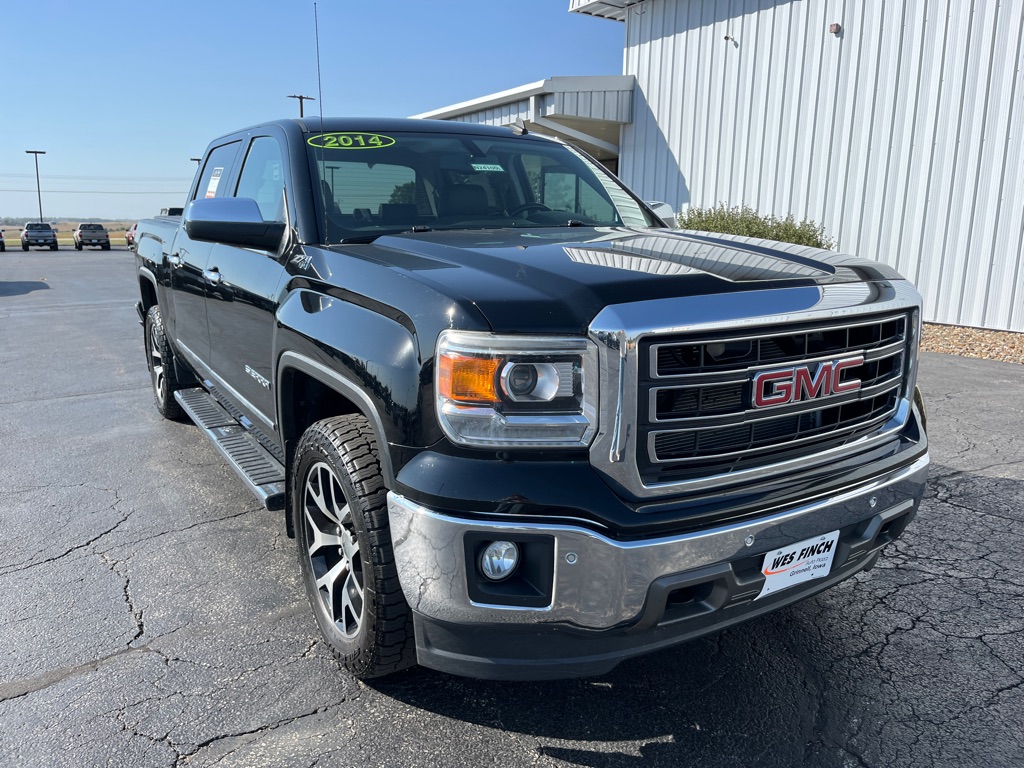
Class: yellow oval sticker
307,132,395,150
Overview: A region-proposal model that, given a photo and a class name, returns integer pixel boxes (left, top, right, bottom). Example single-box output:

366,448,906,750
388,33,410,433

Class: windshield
305,130,659,243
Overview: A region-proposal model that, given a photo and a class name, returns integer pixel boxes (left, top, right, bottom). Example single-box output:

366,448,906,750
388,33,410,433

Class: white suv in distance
21,222,58,250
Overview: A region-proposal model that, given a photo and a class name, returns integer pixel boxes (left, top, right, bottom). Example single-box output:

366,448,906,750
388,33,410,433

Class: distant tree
389,182,415,204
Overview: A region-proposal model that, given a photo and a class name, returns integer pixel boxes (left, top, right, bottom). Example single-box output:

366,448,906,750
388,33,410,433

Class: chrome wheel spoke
316,557,349,598
340,577,362,633
149,325,165,401
304,508,345,556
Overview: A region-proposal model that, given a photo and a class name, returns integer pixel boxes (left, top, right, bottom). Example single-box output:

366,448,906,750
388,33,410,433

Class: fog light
480,541,519,581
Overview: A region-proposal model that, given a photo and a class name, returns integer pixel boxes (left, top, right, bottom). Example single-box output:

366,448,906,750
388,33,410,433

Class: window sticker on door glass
205,168,224,198
307,133,396,150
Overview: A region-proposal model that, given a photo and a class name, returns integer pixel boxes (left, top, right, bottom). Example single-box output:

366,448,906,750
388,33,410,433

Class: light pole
288,94,316,118
25,150,46,223
191,157,202,166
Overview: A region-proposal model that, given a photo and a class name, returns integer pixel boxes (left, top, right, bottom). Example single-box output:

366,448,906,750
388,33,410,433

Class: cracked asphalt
1,249,1021,767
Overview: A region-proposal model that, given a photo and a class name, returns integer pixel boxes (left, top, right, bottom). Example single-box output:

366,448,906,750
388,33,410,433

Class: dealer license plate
756,529,840,600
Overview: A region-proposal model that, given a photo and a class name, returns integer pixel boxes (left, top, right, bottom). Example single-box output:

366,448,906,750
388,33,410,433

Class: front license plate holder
756,529,840,600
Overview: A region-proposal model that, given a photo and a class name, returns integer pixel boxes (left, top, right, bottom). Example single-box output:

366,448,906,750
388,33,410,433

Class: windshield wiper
338,226,433,244
338,235,383,244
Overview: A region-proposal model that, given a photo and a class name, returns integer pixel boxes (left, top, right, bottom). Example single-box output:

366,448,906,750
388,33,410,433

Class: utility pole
288,94,316,118
25,150,46,223
190,157,202,166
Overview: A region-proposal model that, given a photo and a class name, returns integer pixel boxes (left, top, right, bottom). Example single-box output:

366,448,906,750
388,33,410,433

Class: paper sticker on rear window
307,133,395,150
205,167,224,198
470,163,505,173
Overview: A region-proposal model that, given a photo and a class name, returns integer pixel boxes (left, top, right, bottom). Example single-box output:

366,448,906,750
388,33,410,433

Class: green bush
676,204,835,250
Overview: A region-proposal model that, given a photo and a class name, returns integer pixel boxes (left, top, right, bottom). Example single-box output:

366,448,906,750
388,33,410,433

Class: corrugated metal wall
619,0,1024,331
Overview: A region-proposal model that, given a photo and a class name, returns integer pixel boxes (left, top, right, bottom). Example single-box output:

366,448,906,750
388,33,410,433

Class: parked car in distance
125,222,138,250
21,222,58,250
74,223,111,251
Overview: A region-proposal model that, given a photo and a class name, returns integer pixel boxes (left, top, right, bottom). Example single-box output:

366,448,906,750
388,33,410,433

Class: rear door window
195,142,241,201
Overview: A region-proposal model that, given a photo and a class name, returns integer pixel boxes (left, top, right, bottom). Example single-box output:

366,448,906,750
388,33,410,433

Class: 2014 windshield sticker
307,133,395,149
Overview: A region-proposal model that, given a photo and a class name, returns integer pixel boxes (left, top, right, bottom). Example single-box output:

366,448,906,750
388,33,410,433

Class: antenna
314,2,328,243
314,3,324,125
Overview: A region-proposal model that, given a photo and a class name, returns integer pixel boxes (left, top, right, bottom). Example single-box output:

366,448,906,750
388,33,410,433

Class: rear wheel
50,243,58,251
75,241,82,251
144,305,184,420
22,243,28,251
292,415,415,679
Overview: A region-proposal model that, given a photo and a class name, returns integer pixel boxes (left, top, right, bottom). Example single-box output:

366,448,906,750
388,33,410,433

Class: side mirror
184,197,286,251
646,201,678,228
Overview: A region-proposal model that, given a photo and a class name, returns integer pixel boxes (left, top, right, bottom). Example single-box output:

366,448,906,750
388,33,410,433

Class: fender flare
276,350,397,488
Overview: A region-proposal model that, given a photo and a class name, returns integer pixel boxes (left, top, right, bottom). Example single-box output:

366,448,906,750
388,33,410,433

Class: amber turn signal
438,353,501,404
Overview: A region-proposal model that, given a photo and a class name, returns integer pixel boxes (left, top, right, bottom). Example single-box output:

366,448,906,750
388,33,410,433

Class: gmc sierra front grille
638,313,910,485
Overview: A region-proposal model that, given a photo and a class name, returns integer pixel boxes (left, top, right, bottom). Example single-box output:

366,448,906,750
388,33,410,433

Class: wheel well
280,367,372,537
139,277,158,314
281,368,363,447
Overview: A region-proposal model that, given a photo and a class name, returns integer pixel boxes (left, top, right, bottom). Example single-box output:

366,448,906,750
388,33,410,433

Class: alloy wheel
302,460,365,637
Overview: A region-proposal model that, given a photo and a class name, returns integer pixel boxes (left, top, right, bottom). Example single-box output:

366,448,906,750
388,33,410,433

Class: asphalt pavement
0,249,1021,767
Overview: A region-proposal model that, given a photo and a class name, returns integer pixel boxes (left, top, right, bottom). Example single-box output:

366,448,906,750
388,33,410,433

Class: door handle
167,253,182,267
203,268,223,285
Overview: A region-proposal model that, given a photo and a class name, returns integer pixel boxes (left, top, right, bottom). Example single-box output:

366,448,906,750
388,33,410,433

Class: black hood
339,227,902,334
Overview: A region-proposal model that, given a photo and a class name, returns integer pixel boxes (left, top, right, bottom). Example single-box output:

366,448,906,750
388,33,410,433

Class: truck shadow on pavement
369,461,1023,767
373,625,844,767
0,280,50,297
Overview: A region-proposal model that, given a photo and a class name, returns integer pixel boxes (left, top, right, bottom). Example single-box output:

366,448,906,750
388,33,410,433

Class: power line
0,173,193,182
0,188,186,195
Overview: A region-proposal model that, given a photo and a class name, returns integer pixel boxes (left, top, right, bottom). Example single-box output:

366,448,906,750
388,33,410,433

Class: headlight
435,330,599,448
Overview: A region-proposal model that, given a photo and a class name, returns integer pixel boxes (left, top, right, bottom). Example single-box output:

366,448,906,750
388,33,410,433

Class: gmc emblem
752,356,864,408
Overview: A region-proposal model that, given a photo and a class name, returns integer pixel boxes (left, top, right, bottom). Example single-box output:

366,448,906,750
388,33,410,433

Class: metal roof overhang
567,0,639,22
410,75,635,162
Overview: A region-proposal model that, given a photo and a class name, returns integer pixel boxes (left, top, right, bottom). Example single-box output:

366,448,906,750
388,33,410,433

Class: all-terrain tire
292,415,415,679
144,304,184,420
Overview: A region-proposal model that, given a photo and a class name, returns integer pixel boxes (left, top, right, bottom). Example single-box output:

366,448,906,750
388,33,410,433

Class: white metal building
417,0,1024,332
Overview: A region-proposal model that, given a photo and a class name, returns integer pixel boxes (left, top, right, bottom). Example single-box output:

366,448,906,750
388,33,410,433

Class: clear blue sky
0,0,623,222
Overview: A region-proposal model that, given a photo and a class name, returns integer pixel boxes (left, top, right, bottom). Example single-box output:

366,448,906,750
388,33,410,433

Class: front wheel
292,415,415,679
144,305,184,420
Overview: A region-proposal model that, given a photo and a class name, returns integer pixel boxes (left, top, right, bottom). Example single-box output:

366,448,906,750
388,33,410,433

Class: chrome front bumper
387,453,929,631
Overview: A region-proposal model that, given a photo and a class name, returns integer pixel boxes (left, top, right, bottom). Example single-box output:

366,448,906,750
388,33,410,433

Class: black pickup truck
134,118,929,680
